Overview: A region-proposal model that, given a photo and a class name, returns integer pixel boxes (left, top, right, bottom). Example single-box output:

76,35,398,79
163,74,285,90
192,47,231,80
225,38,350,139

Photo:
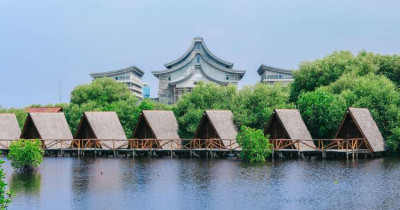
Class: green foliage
297,89,347,138
174,82,237,138
323,73,400,144
233,83,293,129
290,51,400,102
8,139,44,171
0,158,12,209
174,82,293,138
236,126,272,162
387,127,400,152
291,50,400,152
290,51,357,102
66,78,139,136
70,78,135,106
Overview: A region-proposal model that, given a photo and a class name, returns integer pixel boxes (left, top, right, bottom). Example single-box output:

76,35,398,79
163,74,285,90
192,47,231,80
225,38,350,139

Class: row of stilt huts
0,107,386,157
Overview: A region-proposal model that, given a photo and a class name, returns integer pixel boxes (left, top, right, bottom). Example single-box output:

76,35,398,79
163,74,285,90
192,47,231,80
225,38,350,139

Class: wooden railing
0,139,240,150
270,138,372,152
0,138,372,153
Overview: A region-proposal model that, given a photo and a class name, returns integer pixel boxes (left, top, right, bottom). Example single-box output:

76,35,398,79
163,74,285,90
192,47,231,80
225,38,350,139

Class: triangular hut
131,110,180,149
0,114,21,149
194,110,239,149
20,113,73,149
264,109,315,151
73,112,127,149
335,108,385,152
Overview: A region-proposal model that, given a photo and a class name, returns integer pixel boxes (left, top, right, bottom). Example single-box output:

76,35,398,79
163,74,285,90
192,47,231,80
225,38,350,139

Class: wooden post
78,139,80,158
113,140,116,157
297,140,300,159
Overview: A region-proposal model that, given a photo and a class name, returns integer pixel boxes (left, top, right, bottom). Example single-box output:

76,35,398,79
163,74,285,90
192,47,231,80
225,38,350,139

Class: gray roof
0,114,21,140
337,108,385,152
204,110,237,140
90,65,144,78
83,112,127,140
152,37,245,78
164,37,234,69
27,113,73,140
268,109,315,150
139,110,180,140
257,64,293,76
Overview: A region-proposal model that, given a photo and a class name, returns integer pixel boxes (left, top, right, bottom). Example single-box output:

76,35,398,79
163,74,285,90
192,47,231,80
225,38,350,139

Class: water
2,157,400,210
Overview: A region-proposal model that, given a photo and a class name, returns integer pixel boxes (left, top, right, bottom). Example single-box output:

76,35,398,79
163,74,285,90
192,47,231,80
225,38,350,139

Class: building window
226,75,230,81
196,55,200,63
115,76,119,80
168,76,171,81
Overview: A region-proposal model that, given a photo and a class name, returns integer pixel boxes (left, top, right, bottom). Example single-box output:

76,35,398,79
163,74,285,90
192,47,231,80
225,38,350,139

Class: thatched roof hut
20,113,73,149
74,112,127,149
335,108,385,152
264,109,315,151
0,114,21,148
131,110,180,149
194,110,239,149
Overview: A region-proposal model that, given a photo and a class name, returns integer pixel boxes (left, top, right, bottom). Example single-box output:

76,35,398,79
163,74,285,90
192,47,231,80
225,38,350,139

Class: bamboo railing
0,138,371,153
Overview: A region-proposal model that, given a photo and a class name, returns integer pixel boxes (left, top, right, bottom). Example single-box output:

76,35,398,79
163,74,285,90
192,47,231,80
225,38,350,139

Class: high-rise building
257,64,294,85
142,82,150,99
90,66,144,99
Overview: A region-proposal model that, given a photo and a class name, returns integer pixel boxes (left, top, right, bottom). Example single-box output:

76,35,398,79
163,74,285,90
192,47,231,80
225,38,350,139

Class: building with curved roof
257,64,294,85
152,37,246,104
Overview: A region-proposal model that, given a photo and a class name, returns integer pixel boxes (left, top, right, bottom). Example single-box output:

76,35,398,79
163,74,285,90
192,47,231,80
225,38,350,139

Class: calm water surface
3,157,400,210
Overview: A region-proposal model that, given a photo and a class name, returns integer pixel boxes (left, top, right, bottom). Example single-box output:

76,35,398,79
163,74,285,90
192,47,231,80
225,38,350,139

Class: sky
1,0,400,108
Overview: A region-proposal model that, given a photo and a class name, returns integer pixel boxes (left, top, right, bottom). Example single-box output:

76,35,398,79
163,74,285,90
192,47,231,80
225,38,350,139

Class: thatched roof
194,110,239,149
21,113,73,149
132,110,180,149
81,112,127,140
26,113,73,139
205,110,237,140
0,114,21,140
336,108,385,152
265,109,315,150
134,110,180,140
74,112,127,149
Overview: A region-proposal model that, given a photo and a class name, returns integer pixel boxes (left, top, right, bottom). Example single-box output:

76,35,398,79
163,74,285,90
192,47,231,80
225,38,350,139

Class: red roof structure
26,107,63,113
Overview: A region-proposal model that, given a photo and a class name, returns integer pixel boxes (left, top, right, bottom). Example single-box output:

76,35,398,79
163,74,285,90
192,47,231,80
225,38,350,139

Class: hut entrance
130,115,160,149
20,115,46,148
336,113,368,150
21,115,40,139
74,116,99,148
265,114,295,149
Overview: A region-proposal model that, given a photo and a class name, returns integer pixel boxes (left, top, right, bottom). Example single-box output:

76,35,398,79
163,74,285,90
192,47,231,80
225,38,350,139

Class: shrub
236,126,272,162
0,158,12,209
8,139,44,171
297,89,347,139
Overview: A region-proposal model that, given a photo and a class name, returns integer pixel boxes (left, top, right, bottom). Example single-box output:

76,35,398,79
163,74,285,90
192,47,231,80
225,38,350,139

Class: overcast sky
1,0,399,108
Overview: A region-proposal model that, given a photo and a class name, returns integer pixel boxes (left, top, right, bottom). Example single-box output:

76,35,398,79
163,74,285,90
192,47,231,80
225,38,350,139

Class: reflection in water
9,172,41,195
3,157,400,209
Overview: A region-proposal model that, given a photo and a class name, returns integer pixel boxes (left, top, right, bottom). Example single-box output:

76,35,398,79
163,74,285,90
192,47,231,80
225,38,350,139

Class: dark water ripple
2,157,400,210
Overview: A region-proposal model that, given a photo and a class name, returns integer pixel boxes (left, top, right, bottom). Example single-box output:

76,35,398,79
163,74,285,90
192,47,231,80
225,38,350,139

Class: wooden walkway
0,138,378,159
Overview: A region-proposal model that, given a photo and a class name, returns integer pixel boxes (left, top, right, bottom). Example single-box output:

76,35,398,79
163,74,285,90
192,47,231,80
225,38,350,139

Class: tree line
1,50,399,153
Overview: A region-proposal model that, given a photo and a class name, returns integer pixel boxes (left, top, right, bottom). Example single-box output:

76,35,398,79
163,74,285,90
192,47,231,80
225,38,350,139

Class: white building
257,64,294,85
90,66,144,99
152,37,246,104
